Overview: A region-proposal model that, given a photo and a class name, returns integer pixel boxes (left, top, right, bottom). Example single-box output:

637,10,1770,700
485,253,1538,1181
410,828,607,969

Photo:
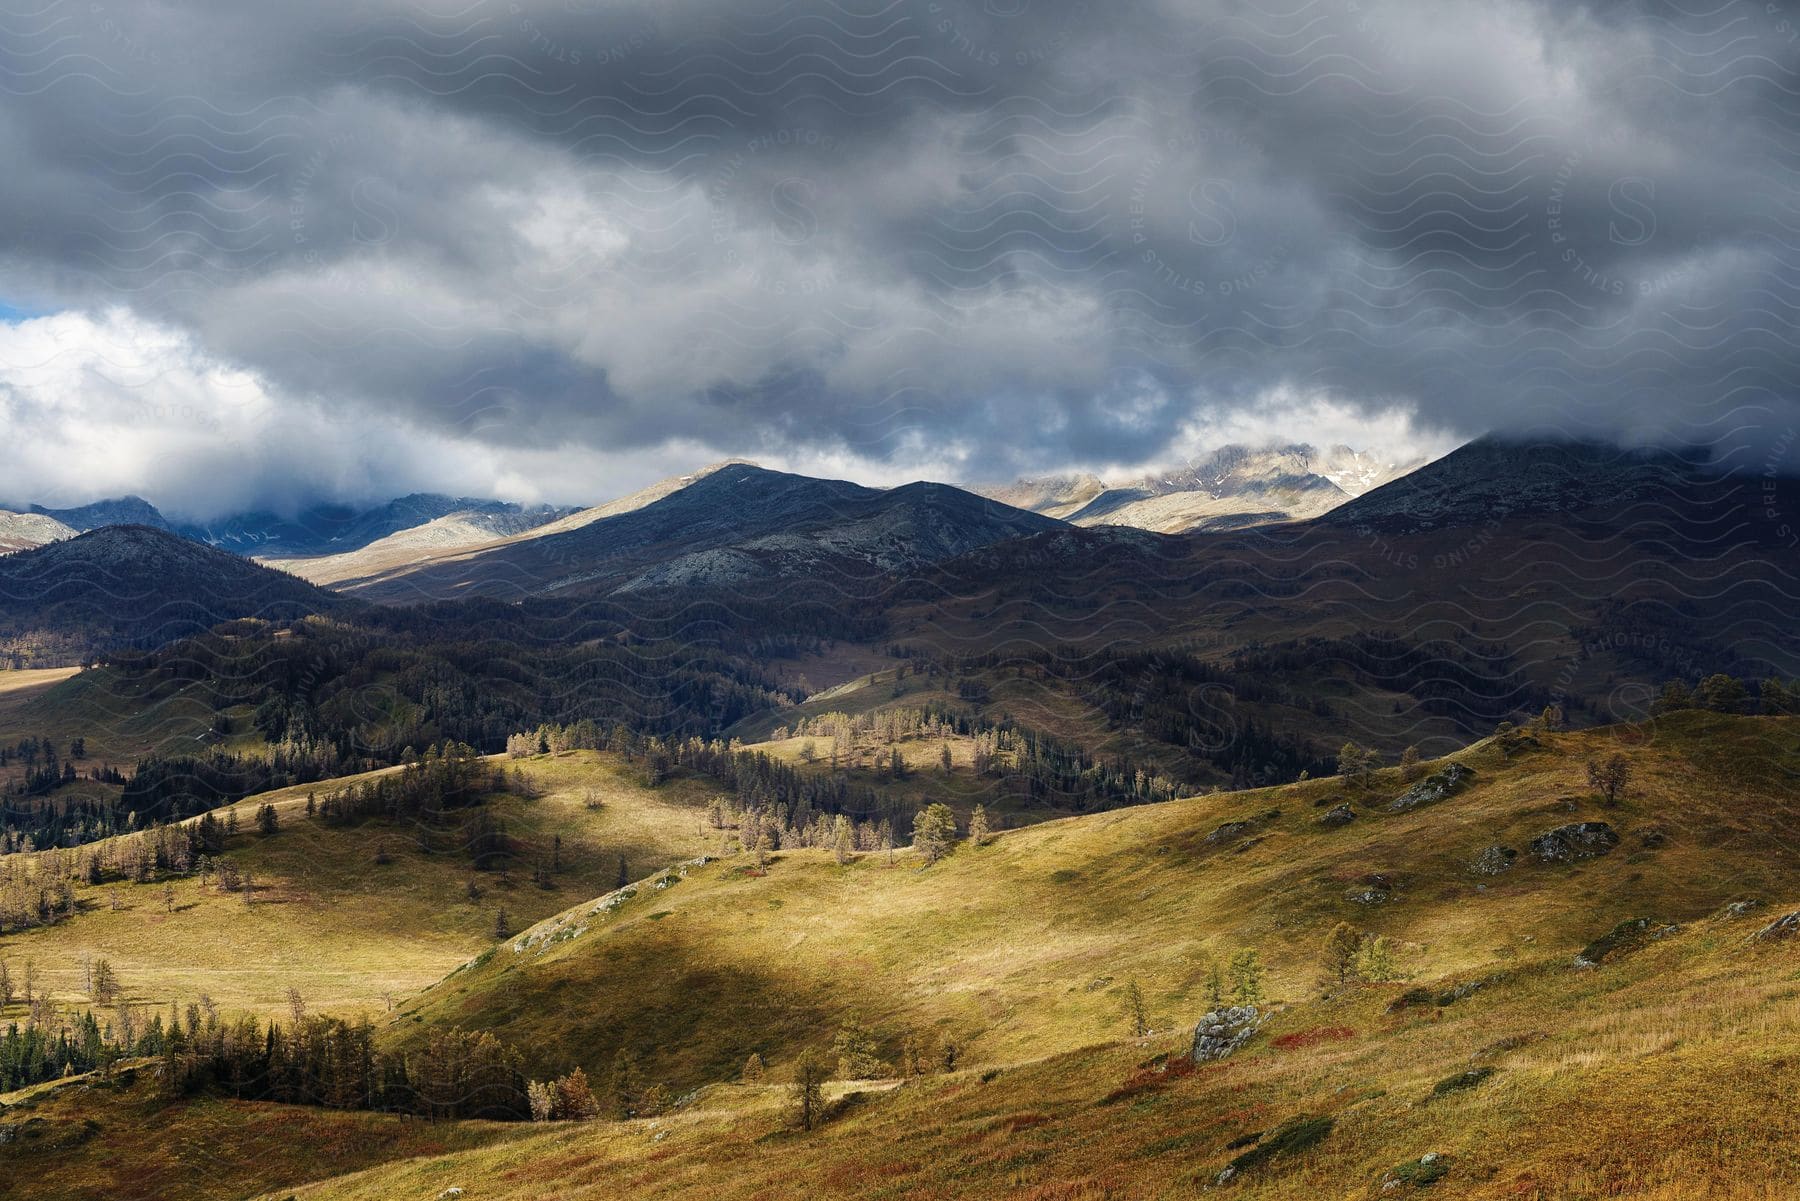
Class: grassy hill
7,712,1800,1200
386,712,1800,1087
1,751,720,1018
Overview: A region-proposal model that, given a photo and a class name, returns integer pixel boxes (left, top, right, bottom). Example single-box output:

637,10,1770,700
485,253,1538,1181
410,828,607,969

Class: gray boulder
1469,845,1517,876
1388,763,1473,813
1318,803,1356,828
1191,1005,1261,1063
1530,821,1619,863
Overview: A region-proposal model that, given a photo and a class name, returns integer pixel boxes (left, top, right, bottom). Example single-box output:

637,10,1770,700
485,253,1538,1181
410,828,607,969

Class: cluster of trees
1319,923,1400,993
3,979,543,1122
1044,650,1336,787
108,607,799,768
4,744,336,855
0,1009,109,1091
525,1066,599,1121
1653,674,1800,716
134,1008,534,1120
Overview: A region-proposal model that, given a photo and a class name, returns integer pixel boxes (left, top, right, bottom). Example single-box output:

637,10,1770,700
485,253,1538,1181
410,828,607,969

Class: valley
0,436,1796,1201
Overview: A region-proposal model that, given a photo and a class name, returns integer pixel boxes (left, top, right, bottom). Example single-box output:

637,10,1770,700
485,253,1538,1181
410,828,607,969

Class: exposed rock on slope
0,510,77,553
973,443,1430,534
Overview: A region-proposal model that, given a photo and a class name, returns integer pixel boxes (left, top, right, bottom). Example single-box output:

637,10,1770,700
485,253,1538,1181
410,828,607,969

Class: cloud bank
0,0,1795,515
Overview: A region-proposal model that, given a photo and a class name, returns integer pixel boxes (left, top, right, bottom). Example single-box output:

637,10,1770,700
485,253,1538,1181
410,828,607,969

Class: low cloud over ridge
1,0,1795,514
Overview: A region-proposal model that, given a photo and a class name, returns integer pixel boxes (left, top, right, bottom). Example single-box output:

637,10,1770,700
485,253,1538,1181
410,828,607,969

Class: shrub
1431,1066,1496,1097
1224,1114,1335,1175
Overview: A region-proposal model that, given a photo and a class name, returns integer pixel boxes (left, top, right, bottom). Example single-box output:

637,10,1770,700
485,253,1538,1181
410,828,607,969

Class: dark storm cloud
0,0,1796,514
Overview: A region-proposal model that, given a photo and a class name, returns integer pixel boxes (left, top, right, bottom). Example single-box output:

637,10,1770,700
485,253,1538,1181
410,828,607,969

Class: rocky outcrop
1469,845,1517,876
1574,917,1678,967
1530,822,1619,863
1346,871,1400,905
1388,763,1473,813
1752,911,1800,942
1191,1006,1262,1063
1318,803,1356,828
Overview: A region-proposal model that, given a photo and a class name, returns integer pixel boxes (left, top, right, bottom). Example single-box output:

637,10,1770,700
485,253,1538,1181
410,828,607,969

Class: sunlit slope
392,712,1800,1089
2,751,719,1017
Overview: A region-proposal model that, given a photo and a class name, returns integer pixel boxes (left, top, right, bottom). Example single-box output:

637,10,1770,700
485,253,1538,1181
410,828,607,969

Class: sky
1,0,1797,518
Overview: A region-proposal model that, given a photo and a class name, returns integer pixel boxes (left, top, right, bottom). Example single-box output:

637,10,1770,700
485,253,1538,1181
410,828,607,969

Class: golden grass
0,752,719,1019
10,712,1800,1201
391,714,1800,1087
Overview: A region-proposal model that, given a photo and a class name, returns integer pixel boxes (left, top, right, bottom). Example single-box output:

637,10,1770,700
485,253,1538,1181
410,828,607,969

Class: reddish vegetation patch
1004,1111,1054,1132
1272,1026,1356,1050
1102,1054,1198,1104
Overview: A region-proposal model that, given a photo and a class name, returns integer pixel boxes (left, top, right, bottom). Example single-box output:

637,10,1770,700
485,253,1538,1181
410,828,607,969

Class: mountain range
0,442,1424,570
0,493,576,560
973,443,1427,533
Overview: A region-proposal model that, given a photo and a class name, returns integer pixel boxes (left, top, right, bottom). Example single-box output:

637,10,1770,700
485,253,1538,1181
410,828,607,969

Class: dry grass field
0,752,720,1018
6,711,1800,1200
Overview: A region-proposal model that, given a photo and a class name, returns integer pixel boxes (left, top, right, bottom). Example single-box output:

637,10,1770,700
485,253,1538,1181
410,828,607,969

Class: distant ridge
335,462,1066,603
0,525,346,664
1320,435,1745,533
973,443,1430,534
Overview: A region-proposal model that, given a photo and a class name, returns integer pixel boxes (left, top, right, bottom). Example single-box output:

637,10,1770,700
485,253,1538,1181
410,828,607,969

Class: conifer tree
912,803,957,863
1124,979,1148,1037
607,1047,643,1118
556,1066,599,1118
967,804,991,846
791,1050,830,1131
1398,744,1422,782
1321,922,1361,992
1228,949,1265,1007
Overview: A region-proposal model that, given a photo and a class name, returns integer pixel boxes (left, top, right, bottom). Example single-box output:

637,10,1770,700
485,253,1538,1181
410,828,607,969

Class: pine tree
494,908,512,940
1338,742,1377,787
1203,959,1226,1010
791,1050,830,1131
1228,949,1265,1007
257,804,278,836
742,1052,766,1083
1398,744,1422,782
1124,979,1148,1037
967,804,991,847
1358,935,1398,983
940,742,953,773
607,1047,643,1118
1321,922,1360,992
91,958,119,1004
912,803,957,863
831,1020,885,1079
556,1066,599,1118
527,1079,556,1121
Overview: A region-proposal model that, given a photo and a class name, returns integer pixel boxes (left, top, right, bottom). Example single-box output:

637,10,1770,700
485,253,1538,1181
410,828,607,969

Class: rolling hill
0,526,346,665
7,712,1800,1201
335,464,1066,603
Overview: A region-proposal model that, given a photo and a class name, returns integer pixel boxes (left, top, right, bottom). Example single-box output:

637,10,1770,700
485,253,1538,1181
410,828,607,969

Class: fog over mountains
0,441,1432,564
